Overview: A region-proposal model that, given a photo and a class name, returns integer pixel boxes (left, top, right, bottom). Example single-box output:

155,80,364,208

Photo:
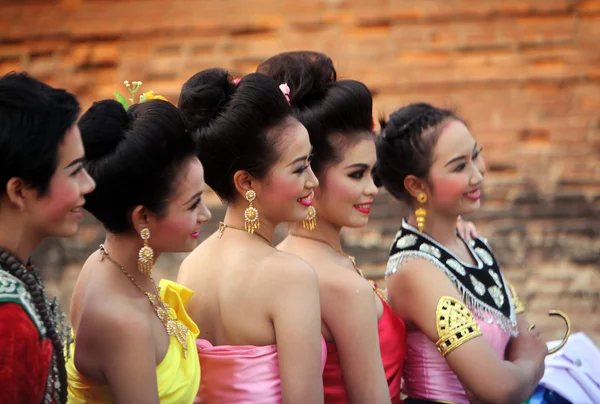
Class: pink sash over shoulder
195,337,327,403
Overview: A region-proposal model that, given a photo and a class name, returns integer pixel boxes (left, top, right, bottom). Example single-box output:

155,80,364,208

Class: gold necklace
99,244,190,358
218,222,274,247
289,233,388,302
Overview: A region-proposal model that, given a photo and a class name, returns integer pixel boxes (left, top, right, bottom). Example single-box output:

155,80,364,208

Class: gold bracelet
435,296,483,357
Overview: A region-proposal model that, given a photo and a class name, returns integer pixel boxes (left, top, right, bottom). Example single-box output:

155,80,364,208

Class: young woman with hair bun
66,96,210,403
375,103,547,403
177,69,325,403
258,51,401,404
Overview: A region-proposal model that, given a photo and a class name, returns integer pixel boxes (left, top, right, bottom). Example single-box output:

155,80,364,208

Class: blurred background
1,0,598,344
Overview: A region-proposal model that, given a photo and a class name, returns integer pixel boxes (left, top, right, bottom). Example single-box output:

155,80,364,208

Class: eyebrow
64,157,85,169
344,163,369,170
184,191,203,205
444,144,478,167
287,148,313,167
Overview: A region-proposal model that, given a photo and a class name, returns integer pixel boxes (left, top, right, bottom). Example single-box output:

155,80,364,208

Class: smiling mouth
297,191,314,206
464,189,481,200
353,202,372,213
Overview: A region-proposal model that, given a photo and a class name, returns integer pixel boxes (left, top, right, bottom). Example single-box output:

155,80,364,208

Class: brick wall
1,0,599,344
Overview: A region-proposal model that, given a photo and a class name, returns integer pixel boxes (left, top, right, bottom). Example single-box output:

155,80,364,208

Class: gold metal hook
546,310,571,355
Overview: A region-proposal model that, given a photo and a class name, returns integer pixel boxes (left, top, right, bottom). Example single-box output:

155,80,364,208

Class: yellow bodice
66,280,200,403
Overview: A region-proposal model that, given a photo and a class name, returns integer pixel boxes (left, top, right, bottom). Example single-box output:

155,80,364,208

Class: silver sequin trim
470,274,486,296
488,285,505,308
488,269,503,288
475,247,494,266
395,234,418,249
419,243,442,259
446,258,467,276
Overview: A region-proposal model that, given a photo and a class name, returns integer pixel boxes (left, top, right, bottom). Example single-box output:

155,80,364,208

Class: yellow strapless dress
66,280,200,403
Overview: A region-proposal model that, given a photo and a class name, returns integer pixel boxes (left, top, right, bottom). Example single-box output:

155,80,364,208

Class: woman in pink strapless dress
178,70,325,403
258,51,407,403
376,103,548,403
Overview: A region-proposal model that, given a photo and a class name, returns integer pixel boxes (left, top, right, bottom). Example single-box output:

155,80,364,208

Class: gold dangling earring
138,228,154,275
244,190,260,234
303,206,317,231
415,192,427,233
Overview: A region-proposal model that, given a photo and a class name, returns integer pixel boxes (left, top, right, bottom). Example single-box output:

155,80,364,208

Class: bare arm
78,312,161,404
322,278,390,404
388,259,546,404
269,257,324,404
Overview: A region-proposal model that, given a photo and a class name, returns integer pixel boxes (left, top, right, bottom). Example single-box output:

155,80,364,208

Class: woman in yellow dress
65,86,211,403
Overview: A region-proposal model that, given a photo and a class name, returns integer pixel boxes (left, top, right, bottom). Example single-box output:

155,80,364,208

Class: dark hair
178,68,293,202
0,72,80,197
257,51,373,176
78,99,196,233
374,102,461,203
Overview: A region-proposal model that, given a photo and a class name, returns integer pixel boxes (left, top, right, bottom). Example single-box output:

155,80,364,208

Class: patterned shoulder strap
0,267,46,338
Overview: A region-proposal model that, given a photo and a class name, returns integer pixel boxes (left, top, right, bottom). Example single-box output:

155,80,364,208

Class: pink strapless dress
403,316,511,404
195,337,327,403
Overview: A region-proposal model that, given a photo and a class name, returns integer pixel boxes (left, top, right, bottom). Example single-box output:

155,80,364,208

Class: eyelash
294,154,314,175
189,199,201,210
453,148,483,172
349,170,366,179
70,166,84,177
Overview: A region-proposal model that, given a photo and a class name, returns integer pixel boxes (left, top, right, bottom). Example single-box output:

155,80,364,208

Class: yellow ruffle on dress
66,280,200,403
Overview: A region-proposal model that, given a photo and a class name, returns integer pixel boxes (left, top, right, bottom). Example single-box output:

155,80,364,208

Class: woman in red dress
0,72,96,403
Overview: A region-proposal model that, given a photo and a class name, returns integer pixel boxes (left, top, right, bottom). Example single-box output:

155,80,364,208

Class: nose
305,165,319,189
365,175,379,198
82,168,96,194
198,203,212,223
470,161,485,186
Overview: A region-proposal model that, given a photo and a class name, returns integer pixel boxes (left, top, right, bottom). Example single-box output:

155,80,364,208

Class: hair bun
178,68,237,131
78,99,130,161
257,51,336,108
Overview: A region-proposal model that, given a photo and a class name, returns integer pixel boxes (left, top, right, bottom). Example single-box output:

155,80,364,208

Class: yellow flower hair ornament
114,80,168,111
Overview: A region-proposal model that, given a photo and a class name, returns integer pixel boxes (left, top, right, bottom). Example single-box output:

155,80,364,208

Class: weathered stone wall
2,0,598,344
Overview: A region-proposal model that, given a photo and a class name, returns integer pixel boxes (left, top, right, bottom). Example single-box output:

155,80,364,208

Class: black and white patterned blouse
385,219,518,336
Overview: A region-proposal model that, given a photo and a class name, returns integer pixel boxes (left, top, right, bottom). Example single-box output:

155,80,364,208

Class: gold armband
435,296,483,357
507,281,525,314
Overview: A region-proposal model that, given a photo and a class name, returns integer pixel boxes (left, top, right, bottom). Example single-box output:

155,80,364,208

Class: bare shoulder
261,250,319,291
76,295,151,352
319,263,374,301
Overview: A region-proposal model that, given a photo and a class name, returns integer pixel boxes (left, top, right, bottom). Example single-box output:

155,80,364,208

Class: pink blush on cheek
430,175,466,205
38,181,80,221
156,213,196,241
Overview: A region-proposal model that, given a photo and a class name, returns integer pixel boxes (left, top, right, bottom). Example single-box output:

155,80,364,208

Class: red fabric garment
0,302,53,404
323,297,407,404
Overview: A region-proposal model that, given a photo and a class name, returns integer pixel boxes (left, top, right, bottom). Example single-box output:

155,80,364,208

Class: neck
101,232,161,284
222,203,277,244
0,208,42,264
288,215,343,252
407,207,459,246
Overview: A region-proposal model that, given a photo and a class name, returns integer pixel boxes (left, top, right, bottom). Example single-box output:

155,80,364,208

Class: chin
460,202,481,216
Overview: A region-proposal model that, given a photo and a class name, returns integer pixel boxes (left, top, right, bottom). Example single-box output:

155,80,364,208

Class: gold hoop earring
416,192,427,233
244,190,260,234
138,228,154,275
303,206,317,231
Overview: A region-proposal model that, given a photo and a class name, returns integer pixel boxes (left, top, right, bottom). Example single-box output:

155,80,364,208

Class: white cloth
538,332,600,404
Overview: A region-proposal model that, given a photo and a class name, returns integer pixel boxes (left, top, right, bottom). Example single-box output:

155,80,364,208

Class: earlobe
5,177,27,210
